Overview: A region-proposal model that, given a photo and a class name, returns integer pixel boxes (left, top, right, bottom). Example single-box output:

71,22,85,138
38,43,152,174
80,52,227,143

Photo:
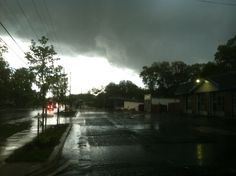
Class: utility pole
69,72,72,96
69,72,72,111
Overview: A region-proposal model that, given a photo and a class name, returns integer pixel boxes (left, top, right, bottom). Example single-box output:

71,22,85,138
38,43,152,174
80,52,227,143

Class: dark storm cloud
0,0,236,71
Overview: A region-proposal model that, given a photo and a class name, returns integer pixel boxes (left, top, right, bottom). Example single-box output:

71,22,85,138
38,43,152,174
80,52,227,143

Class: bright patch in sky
1,36,28,68
58,55,144,94
2,36,144,94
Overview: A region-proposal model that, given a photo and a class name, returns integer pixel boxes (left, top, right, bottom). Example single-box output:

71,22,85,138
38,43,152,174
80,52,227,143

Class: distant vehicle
47,100,54,117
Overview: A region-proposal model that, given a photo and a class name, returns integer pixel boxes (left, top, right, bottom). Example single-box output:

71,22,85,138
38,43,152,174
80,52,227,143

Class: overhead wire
39,0,66,59
31,0,55,46
0,21,25,54
16,0,39,40
42,0,65,57
197,0,236,6
42,0,57,41
0,36,28,66
1,0,36,41
0,0,66,68
0,0,67,68
0,1,29,66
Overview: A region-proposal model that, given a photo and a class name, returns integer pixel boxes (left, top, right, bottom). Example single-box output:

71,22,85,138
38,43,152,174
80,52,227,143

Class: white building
124,101,143,111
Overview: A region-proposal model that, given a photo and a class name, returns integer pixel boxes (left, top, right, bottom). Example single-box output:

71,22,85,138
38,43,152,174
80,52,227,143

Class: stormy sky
0,0,236,92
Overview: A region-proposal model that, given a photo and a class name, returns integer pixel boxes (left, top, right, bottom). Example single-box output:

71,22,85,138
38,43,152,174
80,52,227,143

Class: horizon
1,0,235,93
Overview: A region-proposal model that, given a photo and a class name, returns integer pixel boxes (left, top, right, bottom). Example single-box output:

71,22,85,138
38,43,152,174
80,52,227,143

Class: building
107,97,144,111
124,101,144,111
144,94,180,113
175,72,236,117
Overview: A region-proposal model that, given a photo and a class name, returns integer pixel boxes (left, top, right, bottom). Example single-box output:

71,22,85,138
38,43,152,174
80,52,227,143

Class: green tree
105,82,120,97
11,68,35,107
188,63,204,80
140,61,201,96
51,65,68,124
170,61,189,87
140,61,192,96
25,36,58,134
200,62,219,77
102,80,144,109
0,42,12,106
118,80,144,99
140,65,158,92
215,35,236,72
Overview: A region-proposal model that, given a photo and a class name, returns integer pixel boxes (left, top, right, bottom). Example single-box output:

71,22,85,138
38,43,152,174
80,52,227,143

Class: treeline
69,80,147,109
71,34,236,108
1,34,235,109
140,61,218,97
0,36,68,109
140,34,236,97
0,50,37,107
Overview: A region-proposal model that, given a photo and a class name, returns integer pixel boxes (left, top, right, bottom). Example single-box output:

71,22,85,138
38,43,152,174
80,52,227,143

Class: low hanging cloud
1,0,236,71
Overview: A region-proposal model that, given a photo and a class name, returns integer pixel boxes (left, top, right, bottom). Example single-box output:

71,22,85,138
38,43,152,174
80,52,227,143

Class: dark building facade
144,94,180,113
175,72,236,117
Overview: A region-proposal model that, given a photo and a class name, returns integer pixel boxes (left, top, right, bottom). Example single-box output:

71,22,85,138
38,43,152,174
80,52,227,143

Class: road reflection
197,144,204,165
58,111,236,176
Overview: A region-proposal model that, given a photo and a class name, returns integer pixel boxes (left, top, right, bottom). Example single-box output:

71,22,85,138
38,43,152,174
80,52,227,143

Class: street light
196,79,201,83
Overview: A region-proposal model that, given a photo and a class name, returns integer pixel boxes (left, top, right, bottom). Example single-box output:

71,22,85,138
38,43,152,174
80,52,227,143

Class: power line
42,0,57,41
16,0,39,40
42,0,65,57
31,0,54,44
0,0,38,42
0,0,64,66
0,21,25,54
197,0,236,6
0,36,28,66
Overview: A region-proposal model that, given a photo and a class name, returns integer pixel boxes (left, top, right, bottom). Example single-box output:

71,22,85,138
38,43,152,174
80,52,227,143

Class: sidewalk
0,121,38,165
0,123,72,176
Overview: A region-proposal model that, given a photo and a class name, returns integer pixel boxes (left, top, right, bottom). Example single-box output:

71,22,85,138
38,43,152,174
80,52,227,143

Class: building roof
175,81,201,95
207,72,236,91
175,72,236,95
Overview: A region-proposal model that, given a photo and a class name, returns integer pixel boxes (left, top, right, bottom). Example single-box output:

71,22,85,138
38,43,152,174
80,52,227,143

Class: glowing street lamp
196,79,201,83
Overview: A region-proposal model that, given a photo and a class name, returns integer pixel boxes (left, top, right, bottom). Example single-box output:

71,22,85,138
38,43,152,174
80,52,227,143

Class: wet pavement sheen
57,112,236,176
0,109,74,164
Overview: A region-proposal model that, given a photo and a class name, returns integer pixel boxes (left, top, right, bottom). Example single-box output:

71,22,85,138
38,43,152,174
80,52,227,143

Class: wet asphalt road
57,112,236,176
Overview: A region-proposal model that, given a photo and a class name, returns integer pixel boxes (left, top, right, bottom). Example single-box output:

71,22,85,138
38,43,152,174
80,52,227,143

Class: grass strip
6,124,68,162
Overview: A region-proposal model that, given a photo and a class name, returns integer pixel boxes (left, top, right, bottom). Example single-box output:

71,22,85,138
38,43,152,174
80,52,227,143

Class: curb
26,123,72,176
